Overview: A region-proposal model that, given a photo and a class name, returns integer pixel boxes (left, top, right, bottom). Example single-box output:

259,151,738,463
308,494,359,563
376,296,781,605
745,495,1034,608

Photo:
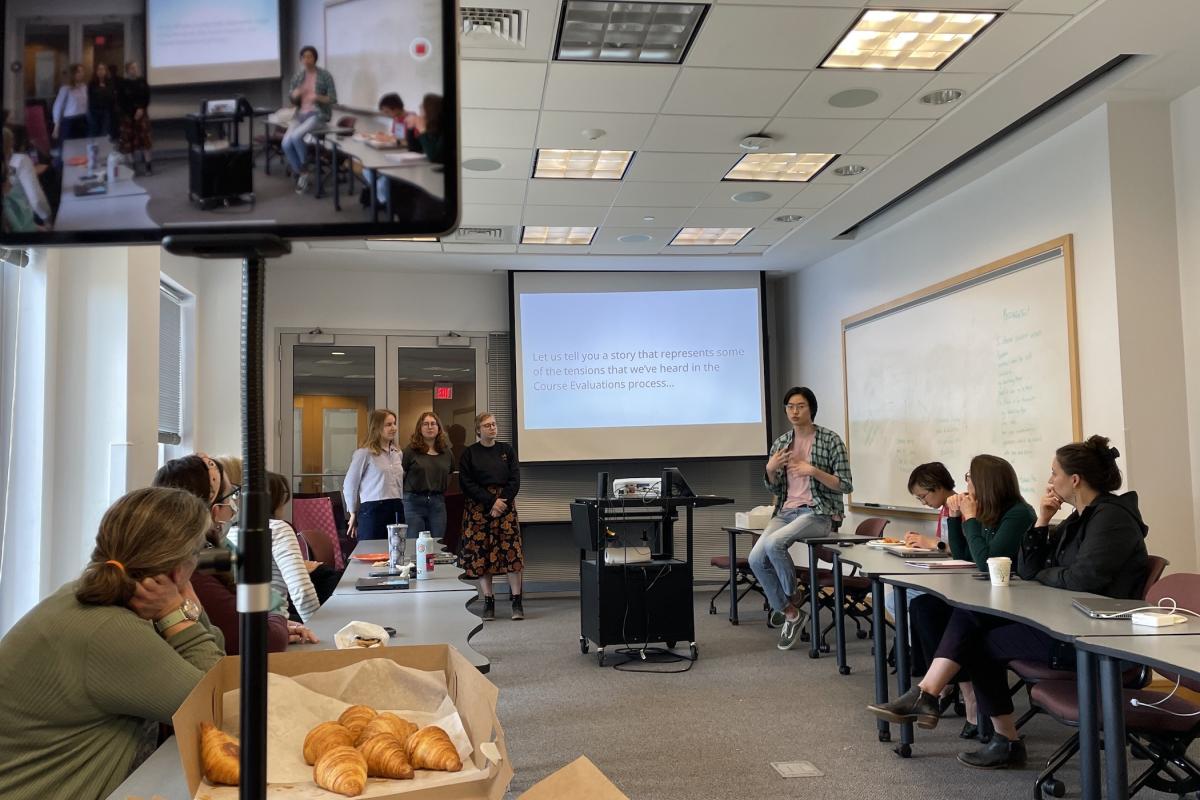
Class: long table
55,137,153,231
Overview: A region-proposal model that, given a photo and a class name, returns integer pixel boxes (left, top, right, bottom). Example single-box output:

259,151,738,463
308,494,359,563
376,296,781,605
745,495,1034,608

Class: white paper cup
987,556,1012,587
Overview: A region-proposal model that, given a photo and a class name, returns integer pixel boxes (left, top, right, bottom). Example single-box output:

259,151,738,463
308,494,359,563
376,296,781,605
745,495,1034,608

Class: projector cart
572,493,732,666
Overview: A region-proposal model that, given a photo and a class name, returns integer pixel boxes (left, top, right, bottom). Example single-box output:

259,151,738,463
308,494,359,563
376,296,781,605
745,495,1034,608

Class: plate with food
350,552,389,562
866,537,902,548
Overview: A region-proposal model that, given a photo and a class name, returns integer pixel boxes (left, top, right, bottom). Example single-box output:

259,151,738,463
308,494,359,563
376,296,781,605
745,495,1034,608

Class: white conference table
54,137,154,231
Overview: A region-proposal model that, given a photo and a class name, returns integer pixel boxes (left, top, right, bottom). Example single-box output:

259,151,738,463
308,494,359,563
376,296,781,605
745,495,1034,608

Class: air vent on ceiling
446,226,515,244
461,8,527,49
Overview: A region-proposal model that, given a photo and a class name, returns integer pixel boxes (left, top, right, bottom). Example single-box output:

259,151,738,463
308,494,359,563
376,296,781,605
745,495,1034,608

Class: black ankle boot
511,595,524,620
481,595,495,621
957,733,1026,769
960,721,979,740
866,686,942,729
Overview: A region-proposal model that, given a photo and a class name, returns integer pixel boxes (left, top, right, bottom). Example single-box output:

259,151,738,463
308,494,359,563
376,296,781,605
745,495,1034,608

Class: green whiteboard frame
840,234,1082,516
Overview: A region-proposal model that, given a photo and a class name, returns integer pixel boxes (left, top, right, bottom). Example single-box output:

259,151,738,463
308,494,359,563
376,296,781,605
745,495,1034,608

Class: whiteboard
842,237,1080,513
324,0,445,112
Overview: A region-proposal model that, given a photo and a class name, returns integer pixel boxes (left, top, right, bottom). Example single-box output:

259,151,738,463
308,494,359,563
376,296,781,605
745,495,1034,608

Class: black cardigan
1016,491,1149,599
457,442,520,506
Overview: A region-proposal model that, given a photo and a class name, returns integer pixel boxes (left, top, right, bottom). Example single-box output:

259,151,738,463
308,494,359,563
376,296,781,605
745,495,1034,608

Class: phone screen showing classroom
0,0,459,245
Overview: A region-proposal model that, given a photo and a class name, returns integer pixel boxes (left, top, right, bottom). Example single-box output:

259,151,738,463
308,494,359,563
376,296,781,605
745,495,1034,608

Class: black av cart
572,475,732,666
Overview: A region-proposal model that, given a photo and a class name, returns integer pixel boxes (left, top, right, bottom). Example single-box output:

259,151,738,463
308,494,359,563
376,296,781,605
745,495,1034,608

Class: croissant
338,704,378,743
200,721,239,786
358,733,414,780
303,721,356,765
406,725,462,772
359,712,417,747
313,745,368,797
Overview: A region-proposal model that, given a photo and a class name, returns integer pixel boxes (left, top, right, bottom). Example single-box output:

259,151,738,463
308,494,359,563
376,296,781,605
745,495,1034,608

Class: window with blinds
158,285,184,445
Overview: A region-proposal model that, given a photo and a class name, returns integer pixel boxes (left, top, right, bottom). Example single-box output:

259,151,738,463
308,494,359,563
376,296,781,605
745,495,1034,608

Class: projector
612,477,661,498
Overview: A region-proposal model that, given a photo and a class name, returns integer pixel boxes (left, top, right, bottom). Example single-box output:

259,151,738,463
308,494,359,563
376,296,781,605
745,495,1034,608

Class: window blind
158,286,183,445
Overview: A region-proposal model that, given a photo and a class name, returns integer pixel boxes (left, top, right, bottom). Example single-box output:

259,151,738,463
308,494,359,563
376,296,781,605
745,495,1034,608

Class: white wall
1173,86,1200,565
781,103,1197,571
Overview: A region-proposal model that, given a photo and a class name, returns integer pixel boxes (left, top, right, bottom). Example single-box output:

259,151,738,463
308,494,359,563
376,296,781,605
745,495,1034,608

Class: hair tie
1107,446,1121,459
104,559,126,573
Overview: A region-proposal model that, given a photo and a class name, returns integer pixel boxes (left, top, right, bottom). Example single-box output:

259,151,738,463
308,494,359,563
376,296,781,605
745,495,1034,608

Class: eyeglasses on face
784,403,807,412
215,484,241,505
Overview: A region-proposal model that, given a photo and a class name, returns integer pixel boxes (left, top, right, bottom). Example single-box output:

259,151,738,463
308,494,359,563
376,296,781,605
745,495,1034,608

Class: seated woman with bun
869,436,1149,771
0,487,224,800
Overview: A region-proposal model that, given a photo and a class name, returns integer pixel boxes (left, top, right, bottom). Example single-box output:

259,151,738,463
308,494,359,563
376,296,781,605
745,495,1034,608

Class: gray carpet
469,592,1185,800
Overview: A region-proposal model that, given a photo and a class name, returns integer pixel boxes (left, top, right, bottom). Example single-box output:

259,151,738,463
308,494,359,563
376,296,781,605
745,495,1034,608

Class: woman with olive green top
0,487,224,800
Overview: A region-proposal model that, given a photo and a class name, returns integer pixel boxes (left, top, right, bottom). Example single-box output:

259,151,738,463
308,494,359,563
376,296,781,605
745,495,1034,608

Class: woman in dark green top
402,411,454,540
909,454,1034,740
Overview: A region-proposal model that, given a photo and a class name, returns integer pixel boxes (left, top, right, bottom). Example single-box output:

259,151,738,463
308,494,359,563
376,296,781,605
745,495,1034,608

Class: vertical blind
158,286,184,445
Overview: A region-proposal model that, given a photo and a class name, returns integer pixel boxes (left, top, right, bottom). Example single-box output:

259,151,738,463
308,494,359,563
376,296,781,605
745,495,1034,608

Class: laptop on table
1071,597,1144,619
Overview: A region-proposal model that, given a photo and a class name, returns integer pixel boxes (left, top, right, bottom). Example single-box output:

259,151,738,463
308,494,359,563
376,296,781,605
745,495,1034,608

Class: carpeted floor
470,592,1185,800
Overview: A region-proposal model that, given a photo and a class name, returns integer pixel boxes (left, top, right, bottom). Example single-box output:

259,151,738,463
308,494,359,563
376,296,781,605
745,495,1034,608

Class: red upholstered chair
292,495,344,570
23,103,51,158
792,518,888,643
708,531,768,621
855,516,890,538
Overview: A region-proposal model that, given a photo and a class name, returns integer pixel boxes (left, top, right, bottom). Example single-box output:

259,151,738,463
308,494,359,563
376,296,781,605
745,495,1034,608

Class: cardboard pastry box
173,644,513,800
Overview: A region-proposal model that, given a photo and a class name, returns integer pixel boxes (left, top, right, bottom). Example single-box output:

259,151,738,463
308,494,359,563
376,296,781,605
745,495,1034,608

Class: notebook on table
884,544,947,559
903,559,977,569
1071,597,1144,619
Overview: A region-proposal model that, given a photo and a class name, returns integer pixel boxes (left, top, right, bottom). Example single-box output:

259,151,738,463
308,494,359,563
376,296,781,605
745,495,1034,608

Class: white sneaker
295,173,310,193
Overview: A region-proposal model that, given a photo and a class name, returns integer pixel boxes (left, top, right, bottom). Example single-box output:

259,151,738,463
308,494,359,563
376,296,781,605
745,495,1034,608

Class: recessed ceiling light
521,226,597,245
920,88,964,105
331,351,345,356
618,233,654,243
534,149,634,180
732,190,772,203
725,153,837,182
832,164,867,177
642,216,656,222
671,227,752,246
371,236,440,242
774,214,804,223
821,9,999,71
555,0,709,64
463,158,503,172
828,88,880,108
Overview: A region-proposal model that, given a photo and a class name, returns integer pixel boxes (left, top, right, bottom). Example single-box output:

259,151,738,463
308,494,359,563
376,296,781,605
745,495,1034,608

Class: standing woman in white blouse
52,64,90,142
343,409,405,540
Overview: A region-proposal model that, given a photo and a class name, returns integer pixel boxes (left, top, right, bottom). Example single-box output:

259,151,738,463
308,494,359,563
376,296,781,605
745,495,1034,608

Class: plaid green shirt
764,425,854,519
289,66,338,122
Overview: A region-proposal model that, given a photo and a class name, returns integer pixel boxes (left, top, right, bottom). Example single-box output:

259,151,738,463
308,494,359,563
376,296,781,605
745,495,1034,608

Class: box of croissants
171,644,516,799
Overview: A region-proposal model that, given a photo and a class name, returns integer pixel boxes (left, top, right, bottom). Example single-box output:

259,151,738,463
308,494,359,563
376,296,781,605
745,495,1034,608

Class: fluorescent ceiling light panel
725,153,837,183
821,9,999,71
555,0,708,64
521,226,598,245
534,149,635,179
670,227,752,246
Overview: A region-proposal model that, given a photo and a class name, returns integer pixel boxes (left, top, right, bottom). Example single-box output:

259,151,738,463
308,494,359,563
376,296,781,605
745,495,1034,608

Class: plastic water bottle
415,530,434,580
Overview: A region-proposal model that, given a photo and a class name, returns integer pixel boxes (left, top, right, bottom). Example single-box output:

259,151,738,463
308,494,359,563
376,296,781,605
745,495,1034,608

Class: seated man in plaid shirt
749,386,854,651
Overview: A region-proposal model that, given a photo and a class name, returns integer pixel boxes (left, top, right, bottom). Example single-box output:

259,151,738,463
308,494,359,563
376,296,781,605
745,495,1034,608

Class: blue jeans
282,111,321,174
748,507,833,614
403,492,447,539
357,497,405,540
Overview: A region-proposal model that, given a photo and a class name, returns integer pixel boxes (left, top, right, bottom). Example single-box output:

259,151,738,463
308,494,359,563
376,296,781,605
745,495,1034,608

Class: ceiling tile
460,61,548,110
462,179,528,205
849,120,933,155
810,154,890,185
440,243,519,254
942,13,1070,74
603,206,693,228
462,148,535,180
869,0,1018,7
763,118,880,154
613,181,712,207
461,109,539,149
460,204,523,226
891,73,994,120
461,0,561,61
784,183,848,207
520,205,610,226
701,181,804,208
742,225,799,246
536,112,656,150
590,227,678,254
624,153,740,182
687,6,859,70
685,206,777,227
731,244,769,254
544,63,679,113
664,68,807,117
1011,0,1091,11
643,115,770,154
524,180,623,206
779,71,935,119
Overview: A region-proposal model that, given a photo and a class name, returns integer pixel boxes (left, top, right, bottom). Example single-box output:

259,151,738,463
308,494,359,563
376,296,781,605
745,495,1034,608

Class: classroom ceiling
287,0,1200,273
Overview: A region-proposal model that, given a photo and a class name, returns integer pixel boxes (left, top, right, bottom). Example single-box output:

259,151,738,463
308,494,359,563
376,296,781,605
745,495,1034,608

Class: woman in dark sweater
402,411,454,541
87,63,117,140
116,61,152,173
869,436,1149,770
457,412,524,621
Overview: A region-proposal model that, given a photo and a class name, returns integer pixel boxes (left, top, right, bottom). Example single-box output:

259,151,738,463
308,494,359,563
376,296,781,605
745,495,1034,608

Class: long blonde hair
75,487,211,607
360,408,398,455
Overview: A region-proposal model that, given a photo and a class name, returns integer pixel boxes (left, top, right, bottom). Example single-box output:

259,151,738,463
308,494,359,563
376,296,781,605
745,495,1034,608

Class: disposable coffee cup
987,556,1012,587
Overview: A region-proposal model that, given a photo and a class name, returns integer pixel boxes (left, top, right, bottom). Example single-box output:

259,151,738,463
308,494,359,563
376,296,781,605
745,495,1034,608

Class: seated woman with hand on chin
0,488,224,800
868,436,1148,770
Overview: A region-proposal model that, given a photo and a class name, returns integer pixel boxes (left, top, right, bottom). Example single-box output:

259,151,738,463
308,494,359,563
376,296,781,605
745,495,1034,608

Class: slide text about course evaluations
519,288,764,430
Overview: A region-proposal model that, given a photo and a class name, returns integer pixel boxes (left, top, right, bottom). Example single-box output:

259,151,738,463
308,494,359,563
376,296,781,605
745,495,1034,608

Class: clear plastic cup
387,523,408,568
987,556,1012,587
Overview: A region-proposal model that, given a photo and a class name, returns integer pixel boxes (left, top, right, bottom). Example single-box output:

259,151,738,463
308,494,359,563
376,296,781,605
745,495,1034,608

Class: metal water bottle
415,530,434,579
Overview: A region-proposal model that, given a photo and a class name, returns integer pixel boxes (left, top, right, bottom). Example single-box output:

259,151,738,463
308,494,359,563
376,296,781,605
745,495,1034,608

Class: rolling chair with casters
792,517,888,651
708,531,768,622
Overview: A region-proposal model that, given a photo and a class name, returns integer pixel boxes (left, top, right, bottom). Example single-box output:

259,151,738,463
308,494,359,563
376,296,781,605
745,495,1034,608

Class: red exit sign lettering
434,384,453,400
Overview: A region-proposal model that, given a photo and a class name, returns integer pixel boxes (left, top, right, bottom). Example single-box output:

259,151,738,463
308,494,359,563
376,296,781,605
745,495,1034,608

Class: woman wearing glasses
750,386,854,651
152,455,308,653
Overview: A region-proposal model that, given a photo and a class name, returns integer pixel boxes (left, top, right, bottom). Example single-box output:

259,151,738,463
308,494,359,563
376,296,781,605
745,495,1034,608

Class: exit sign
434,383,453,400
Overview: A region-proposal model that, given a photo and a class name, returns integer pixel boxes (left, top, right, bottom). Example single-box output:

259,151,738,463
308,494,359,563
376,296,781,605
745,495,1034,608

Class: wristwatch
154,598,202,634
